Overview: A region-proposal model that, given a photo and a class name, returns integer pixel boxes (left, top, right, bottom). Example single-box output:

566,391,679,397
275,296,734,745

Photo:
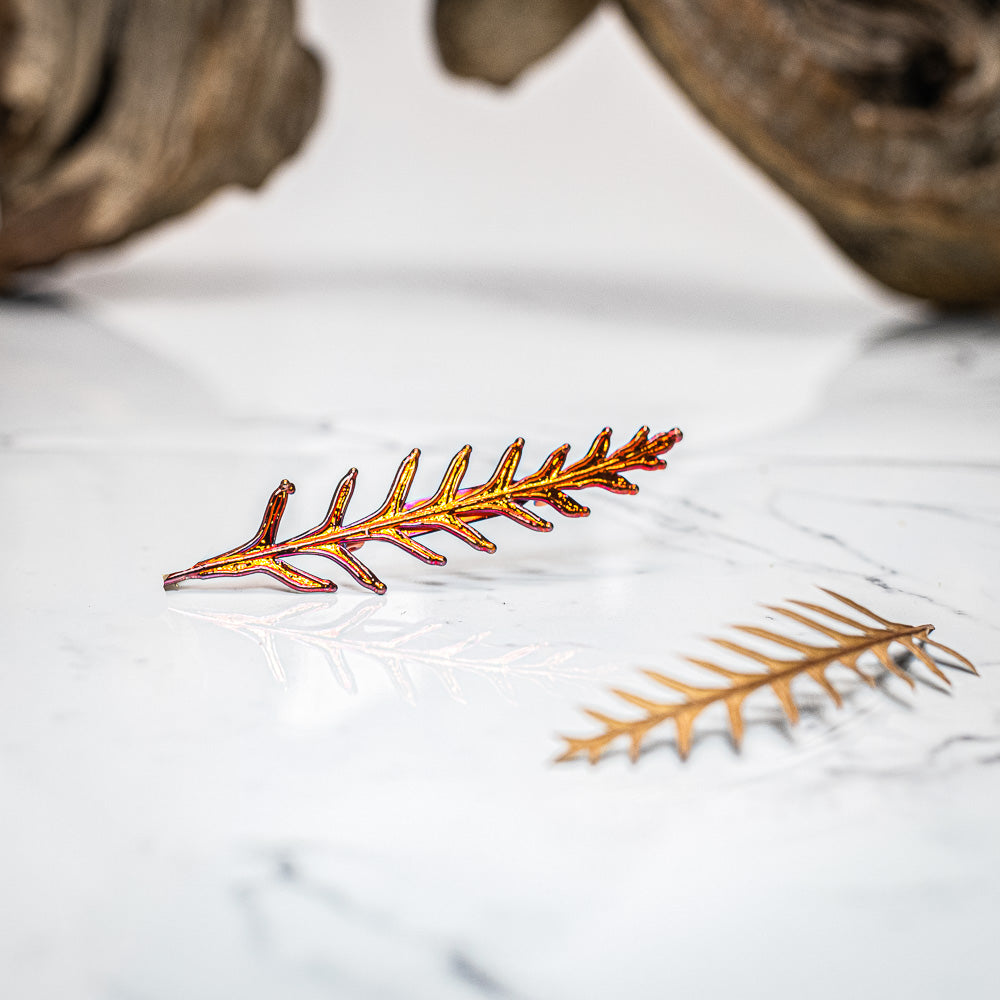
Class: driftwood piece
436,0,1000,305
436,0,600,86
0,0,321,284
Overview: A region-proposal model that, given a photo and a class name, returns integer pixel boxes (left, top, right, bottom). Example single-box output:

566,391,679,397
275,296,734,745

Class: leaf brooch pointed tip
558,590,976,765
162,424,682,595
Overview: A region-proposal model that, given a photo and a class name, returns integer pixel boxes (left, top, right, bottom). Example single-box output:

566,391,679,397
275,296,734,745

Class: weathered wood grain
0,0,321,284
436,0,1000,304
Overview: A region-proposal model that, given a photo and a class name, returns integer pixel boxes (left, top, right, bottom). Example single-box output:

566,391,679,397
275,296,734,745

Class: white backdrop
69,1,880,302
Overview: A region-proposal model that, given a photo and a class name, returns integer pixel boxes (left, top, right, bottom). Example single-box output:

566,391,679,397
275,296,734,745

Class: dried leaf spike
163,425,682,594
558,589,977,764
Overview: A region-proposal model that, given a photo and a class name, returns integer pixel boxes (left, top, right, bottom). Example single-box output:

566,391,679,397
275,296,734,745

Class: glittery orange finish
163,425,682,595
558,589,978,764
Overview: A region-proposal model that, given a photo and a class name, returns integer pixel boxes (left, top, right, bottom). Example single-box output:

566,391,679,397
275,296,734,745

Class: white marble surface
3,4,1000,998
3,279,999,1000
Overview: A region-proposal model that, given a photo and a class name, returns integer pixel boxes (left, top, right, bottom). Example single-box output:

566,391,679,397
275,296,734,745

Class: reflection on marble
172,599,586,702
2,288,999,1000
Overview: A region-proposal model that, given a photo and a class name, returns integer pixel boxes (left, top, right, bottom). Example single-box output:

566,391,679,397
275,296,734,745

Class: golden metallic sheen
163,425,682,595
559,589,977,764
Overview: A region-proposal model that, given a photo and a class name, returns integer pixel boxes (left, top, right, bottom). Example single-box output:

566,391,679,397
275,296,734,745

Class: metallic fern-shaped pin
558,590,977,764
163,425,682,594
